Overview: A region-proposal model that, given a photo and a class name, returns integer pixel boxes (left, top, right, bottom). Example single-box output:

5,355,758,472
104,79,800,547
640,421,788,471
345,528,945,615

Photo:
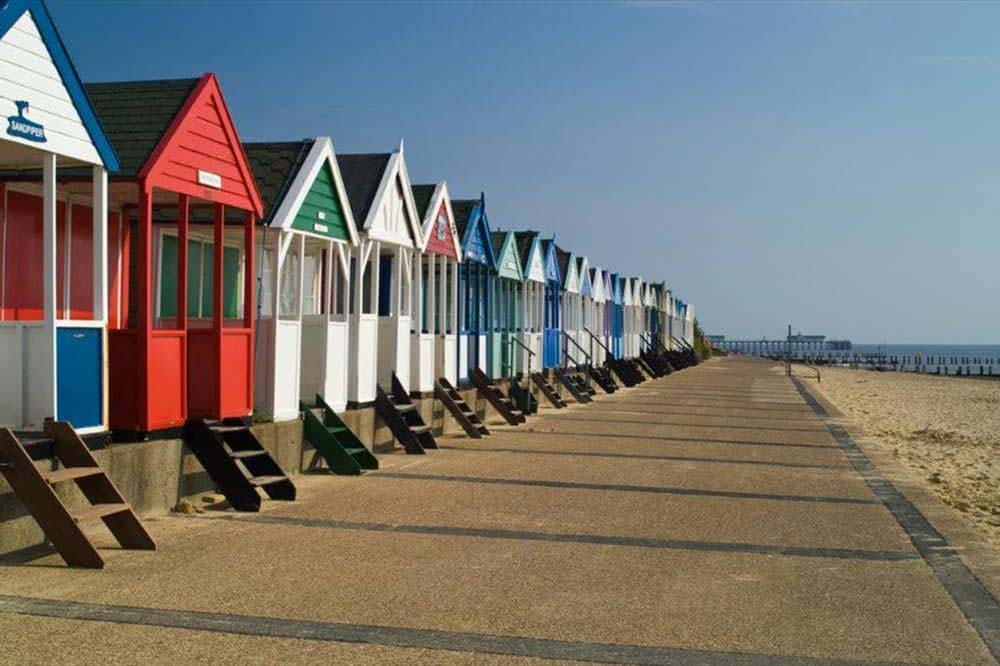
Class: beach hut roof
0,0,119,169
244,140,312,224
411,184,436,220
337,152,392,224
244,137,359,245
84,78,199,177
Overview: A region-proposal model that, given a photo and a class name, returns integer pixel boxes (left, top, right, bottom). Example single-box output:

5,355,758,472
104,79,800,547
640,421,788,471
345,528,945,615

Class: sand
800,365,1000,547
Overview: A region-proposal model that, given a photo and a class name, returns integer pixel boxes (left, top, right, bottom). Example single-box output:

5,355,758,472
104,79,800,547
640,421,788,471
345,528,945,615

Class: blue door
57,327,103,429
543,280,560,367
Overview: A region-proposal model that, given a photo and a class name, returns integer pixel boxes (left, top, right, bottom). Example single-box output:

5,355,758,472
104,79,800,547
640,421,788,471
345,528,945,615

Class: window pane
160,235,178,319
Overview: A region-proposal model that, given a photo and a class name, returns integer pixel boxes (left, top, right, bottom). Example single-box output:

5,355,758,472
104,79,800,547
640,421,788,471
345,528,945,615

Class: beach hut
628,277,645,358
621,277,634,358
575,256,592,365
554,245,579,367
513,231,545,375
588,266,606,365
610,273,624,359
245,138,359,420
338,145,422,404
541,239,562,368
44,75,263,436
452,194,497,383
411,181,461,390
489,229,524,378
0,0,119,433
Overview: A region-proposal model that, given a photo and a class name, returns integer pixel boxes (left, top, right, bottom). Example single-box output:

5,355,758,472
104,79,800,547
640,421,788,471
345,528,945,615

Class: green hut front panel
290,163,350,240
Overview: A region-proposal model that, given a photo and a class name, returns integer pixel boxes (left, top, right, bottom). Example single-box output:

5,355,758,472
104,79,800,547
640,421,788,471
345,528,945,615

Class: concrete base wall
0,376,549,558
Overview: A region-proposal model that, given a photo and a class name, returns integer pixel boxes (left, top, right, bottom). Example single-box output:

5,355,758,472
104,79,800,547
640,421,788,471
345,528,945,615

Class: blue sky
49,0,1000,343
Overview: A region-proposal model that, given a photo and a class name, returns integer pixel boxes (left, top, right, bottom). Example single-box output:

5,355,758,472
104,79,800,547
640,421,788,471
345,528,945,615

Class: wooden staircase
375,373,437,453
589,366,618,394
301,395,378,474
182,418,296,512
606,356,641,387
509,375,538,415
435,378,490,438
553,368,593,404
0,422,155,568
531,372,569,408
471,368,525,425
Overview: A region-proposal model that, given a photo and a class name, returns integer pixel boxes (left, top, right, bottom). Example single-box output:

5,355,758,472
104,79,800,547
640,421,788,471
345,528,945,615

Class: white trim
267,136,360,247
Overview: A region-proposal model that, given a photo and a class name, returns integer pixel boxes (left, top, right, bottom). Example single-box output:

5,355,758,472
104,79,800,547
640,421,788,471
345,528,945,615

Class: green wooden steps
301,394,378,475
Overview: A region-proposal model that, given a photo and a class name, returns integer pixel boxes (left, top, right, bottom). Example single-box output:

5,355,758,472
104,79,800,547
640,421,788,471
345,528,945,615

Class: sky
45,0,1000,343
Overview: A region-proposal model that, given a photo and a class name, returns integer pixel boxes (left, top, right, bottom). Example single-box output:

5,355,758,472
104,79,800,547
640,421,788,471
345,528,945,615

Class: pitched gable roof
244,140,312,225
451,199,477,238
411,184,436,220
555,245,571,283
84,78,199,177
1,0,119,169
338,152,391,223
514,230,538,263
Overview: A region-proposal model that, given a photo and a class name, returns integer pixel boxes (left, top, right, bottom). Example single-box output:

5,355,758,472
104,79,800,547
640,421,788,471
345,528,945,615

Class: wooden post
177,195,189,331
213,203,224,416
92,168,108,324
42,153,58,421
245,210,254,330
137,182,153,428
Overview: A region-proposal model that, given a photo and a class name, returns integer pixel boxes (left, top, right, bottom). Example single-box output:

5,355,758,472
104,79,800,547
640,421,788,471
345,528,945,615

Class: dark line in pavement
544,416,829,434
581,407,824,423
374,471,876,505
436,445,847,470
208,514,918,562
0,594,913,666
517,429,841,450
791,377,1000,660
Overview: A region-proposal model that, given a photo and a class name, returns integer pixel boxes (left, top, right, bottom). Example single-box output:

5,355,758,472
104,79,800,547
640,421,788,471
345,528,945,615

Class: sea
797,344,1000,376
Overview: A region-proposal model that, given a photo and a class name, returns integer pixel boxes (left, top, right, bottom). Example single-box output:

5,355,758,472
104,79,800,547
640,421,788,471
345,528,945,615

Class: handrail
508,335,535,356
561,330,592,367
583,327,611,354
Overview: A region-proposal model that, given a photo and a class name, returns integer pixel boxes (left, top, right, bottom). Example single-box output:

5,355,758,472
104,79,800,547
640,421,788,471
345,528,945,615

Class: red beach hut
87,76,263,435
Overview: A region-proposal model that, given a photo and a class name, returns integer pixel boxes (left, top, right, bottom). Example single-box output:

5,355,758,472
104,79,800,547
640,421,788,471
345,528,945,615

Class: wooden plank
0,429,104,568
71,503,129,524
42,466,102,484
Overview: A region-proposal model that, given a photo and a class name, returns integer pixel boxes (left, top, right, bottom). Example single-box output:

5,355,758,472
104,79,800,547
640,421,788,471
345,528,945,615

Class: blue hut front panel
56,327,103,429
456,197,496,380
542,240,562,368
611,274,624,358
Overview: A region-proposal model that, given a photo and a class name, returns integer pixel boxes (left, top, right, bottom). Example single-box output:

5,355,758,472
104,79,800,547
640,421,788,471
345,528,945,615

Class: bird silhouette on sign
7,100,47,143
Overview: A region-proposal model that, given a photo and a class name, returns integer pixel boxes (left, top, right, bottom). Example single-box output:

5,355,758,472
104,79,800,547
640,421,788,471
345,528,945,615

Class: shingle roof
513,231,539,269
451,199,477,238
243,140,313,225
84,78,200,178
490,231,508,257
338,153,391,224
555,244,571,282
411,184,436,220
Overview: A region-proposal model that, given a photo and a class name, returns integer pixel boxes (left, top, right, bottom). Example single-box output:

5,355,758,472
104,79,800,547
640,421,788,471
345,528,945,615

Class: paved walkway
1,357,998,664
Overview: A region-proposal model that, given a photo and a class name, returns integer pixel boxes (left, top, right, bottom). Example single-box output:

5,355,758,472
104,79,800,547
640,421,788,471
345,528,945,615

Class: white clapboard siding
527,243,546,283
0,10,100,165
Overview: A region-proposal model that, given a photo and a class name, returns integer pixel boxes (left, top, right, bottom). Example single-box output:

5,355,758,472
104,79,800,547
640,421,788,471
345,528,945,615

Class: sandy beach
799,365,1000,547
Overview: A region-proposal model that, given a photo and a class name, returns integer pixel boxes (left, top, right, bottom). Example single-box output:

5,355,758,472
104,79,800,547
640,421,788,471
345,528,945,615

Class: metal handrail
508,335,536,356
561,330,593,390
583,327,611,354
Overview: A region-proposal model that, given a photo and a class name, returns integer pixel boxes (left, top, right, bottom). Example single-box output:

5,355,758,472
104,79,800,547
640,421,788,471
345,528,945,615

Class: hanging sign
6,100,46,143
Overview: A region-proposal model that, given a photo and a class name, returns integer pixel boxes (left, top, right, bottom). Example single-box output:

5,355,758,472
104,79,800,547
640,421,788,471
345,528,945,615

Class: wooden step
410,425,431,434
395,403,417,413
72,503,130,524
229,449,267,459
42,466,102,484
249,475,289,487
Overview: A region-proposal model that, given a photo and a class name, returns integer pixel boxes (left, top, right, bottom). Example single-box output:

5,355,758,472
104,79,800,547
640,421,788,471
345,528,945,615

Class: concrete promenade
1,357,998,664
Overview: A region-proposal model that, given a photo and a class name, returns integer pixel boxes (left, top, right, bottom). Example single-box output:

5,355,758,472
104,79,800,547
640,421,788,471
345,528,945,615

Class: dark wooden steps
436,378,490,438
182,418,296,512
472,368,525,425
375,373,438,453
0,421,155,568
531,372,569,408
